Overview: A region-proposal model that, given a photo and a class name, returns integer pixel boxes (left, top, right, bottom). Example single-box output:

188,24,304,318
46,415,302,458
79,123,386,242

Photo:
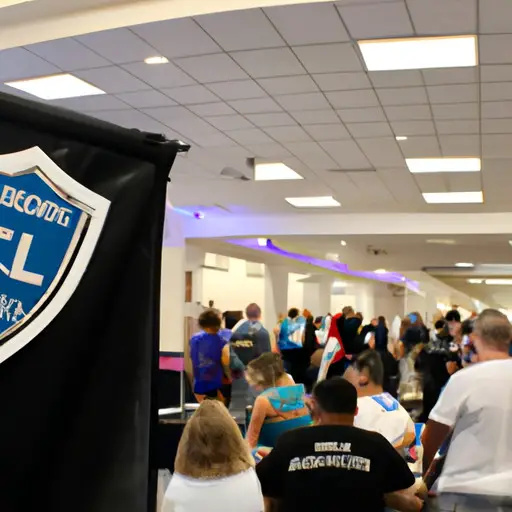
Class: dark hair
445,310,461,323
461,318,474,336
353,350,384,386
288,308,299,319
314,316,323,324
246,353,284,388
377,316,386,325
223,312,238,330
313,378,357,414
199,309,221,330
435,319,445,330
245,303,261,320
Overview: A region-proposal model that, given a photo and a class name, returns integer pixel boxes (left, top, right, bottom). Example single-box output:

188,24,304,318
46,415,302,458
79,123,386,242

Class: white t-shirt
355,392,415,448
162,468,264,512
429,359,512,495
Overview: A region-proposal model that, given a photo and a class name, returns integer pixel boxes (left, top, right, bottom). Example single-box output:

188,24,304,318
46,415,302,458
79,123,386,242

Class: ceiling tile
427,84,478,104
230,48,306,78
90,109,172,133
26,38,110,71
225,128,275,145
413,173,449,193
291,109,340,124
337,1,414,38
75,66,150,93
188,102,236,116
264,126,312,143
479,35,512,65
444,172,482,192
195,9,284,51
50,94,130,112
246,143,292,158
0,47,59,81
435,120,479,134
130,18,221,59
264,3,349,45
482,119,512,134
258,75,319,95
205,80,267,101
481,82,512,102
481,65,512,83
422,67,478,85
282,141,338,170
345,172,396,204
376,87,428,106
431,102,479,120
191,131,239,147
377,169,422,202
320,140,371,168
228,97,282,114
384,105,432,121
483,134,512,158
174,54,248,83
293,44,363,74
347,122,393,138
205,115,254,131
337,106,386,123
357,137,405,167
303,123,351,141
390,120,436,136
481,101,512,119
162,84,220,104
479,0,512,33
116,90,177,108
313,72,372,91
326,89,380,109
245,112,296,127
122,61,195,88
77,28,156,64
276,92,330,111
399,136,441,157
440,135,481,156
368,70,423,88
407,0,477,34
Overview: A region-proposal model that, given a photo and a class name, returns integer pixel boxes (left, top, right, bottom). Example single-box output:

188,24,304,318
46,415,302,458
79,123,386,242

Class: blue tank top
189,331,226,394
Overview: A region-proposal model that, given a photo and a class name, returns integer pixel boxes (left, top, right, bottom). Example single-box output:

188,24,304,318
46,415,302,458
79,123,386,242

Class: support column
264,265,289,330
318,276,332,315
160,205,185,354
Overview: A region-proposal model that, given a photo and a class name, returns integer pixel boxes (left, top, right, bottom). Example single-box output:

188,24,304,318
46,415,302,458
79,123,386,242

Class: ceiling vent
366,245,388,256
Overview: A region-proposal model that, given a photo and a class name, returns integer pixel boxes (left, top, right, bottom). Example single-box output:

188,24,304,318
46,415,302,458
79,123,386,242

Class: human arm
246,395,270,449
384,491,423,512
221,343,230,378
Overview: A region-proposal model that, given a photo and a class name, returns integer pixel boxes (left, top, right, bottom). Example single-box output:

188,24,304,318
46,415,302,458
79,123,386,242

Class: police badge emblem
0,147,110,363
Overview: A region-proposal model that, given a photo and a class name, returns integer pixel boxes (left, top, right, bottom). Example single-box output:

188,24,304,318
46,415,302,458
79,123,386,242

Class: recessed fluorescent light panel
395,136,408,141
255,163,303,181
468,279,483,284
406,158,481,173
5,74,105,100
455,262,474,268
0,0,35,7
423,191,483,204
257,238,268,247
426,239,457,245
374,268,387,274
485,279,512,285
359,35,478,71
144,56,169,64
285,196,340,208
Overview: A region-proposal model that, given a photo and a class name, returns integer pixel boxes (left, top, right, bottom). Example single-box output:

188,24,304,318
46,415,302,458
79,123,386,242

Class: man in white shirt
345,350,415,452
422,308,512,496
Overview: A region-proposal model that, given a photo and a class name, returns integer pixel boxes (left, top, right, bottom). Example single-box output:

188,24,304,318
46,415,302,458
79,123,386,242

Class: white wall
287,272,307,311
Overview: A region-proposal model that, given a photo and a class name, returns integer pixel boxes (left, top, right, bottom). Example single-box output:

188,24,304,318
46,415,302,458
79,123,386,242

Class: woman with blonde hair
245,352,311,449
162,400,264,512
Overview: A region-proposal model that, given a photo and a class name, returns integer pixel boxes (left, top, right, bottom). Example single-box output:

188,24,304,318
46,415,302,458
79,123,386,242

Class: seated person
256,378,422,512
345,350,415,452
245,353,311,449
189,309,231,406
162,400,264,512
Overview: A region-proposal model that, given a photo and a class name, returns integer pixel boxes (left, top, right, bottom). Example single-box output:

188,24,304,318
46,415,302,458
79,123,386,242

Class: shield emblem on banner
0,147,110,364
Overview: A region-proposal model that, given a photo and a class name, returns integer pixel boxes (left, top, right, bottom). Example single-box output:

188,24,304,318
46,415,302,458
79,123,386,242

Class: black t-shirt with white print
256,424,415,512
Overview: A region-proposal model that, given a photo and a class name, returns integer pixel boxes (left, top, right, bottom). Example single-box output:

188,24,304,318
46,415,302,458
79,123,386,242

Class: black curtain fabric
0,93,183,511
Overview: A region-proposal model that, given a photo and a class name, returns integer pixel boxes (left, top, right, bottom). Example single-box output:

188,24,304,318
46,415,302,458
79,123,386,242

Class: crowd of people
162,303,512,512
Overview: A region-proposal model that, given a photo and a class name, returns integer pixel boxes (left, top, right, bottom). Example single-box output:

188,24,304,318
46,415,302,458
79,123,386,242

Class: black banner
0,92,185,511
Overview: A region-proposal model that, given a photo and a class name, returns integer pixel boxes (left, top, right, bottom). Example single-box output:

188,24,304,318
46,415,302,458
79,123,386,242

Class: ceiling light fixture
0,0,35,7
426,239,457,245
5,73,105,100
255,162,303,181
485,279,512,285
395,136,408,141
340,240,347,246
285,196,340,208
406,157,481,173
374,268,387,274
359,35,478,71
144,56,169,64
257,238,268,247
467,278,483,284
508,240,512,247
455,262,474,268
423,191,483,204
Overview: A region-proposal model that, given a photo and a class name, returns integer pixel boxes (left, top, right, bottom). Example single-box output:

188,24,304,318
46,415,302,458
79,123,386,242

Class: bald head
474,309,512,353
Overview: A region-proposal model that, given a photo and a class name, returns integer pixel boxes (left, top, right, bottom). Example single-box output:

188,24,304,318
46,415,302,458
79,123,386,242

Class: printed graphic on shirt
288,454,371,472
314,442,351,453
371,392,400,412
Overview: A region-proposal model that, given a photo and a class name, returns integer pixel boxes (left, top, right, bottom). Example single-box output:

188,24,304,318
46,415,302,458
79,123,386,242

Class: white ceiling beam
0,0,334,50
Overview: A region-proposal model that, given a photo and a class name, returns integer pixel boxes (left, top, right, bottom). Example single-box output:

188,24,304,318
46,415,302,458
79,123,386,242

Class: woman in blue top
245,353,311,449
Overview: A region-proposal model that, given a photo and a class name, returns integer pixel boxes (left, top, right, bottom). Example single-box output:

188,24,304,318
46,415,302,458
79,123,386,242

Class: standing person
189,309,231,406
256,378,422,512
162,400,264,512
422,309,512,498
278,308,306,382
